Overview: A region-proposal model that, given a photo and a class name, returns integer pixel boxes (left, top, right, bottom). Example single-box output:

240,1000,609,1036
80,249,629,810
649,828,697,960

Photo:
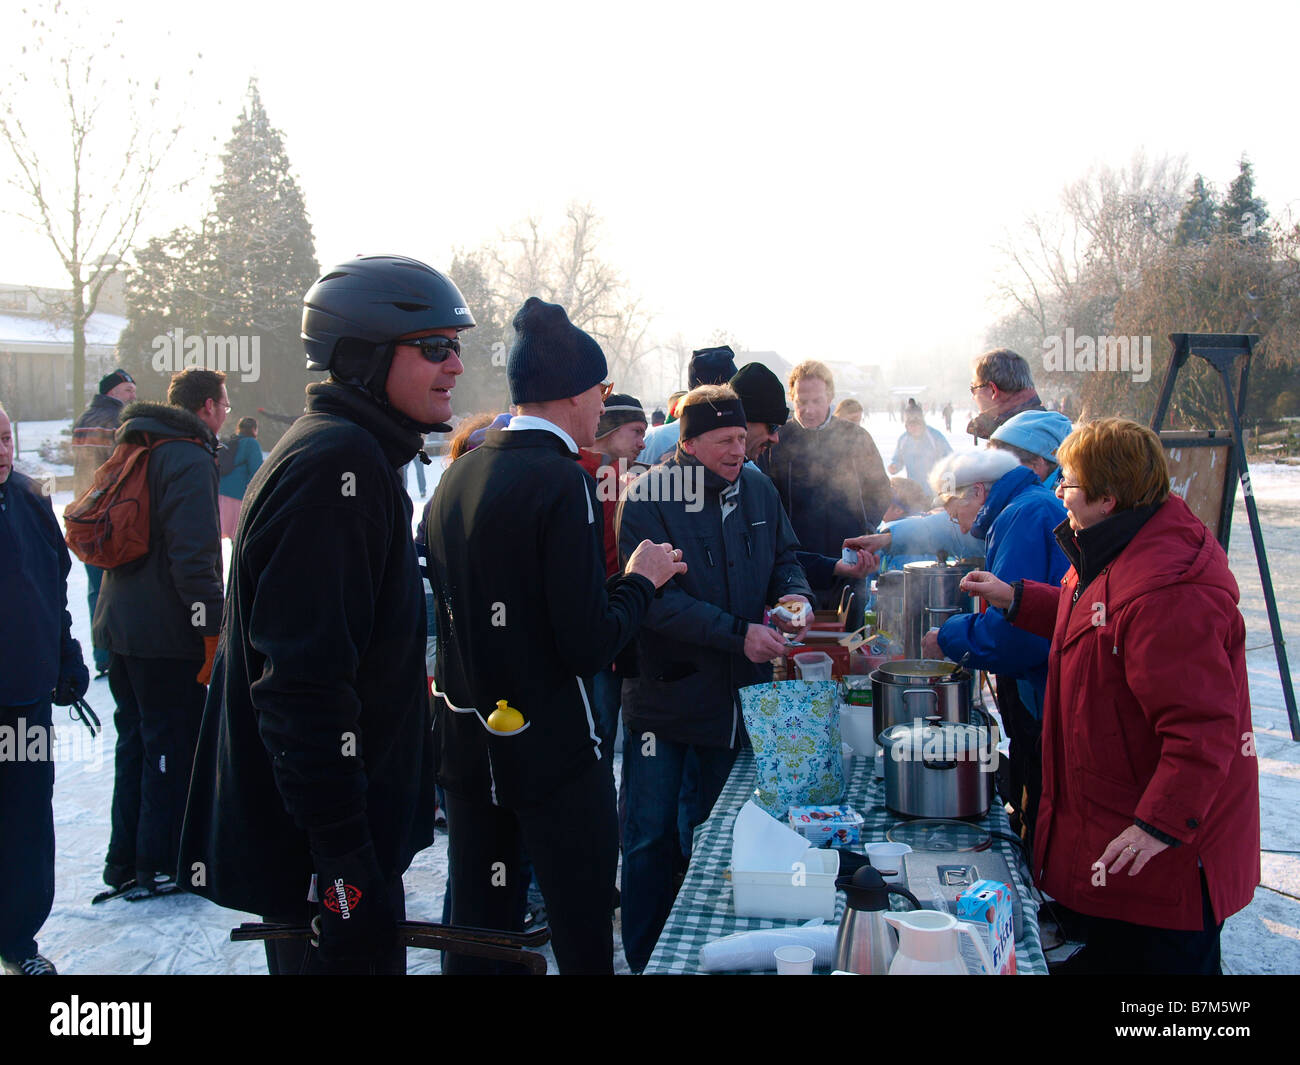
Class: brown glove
197,635,220,685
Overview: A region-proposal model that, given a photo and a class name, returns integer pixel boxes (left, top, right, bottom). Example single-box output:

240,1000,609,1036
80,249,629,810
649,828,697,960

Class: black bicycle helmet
301,254,475,380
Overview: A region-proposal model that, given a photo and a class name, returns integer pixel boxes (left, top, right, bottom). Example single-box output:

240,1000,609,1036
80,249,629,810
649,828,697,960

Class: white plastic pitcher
881,909,994,975
794,651,833,681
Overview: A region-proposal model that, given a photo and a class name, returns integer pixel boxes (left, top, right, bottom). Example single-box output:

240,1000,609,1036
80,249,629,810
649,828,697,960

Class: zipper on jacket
705,546,714,567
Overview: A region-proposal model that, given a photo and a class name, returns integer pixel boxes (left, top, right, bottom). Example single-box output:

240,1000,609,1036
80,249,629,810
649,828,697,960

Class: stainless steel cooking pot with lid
870,659,972,738
877,709,997,820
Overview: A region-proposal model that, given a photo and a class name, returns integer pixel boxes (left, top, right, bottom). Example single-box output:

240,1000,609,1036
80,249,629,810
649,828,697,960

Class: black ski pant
0,700,55,964
106,654,205,879
442,756,619,975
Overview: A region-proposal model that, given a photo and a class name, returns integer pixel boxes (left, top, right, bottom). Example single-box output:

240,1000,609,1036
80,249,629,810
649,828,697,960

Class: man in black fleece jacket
427,297,684,974
180,255,475,974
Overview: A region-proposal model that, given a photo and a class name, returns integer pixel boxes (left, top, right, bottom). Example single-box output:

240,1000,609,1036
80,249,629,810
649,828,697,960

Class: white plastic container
793,651,833,681
732,847,840,920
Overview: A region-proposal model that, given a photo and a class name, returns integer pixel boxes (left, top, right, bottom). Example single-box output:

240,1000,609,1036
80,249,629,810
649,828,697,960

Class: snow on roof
0,311,127,348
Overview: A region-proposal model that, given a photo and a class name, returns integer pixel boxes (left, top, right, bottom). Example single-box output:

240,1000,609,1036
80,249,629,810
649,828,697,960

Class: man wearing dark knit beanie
616,383,812,971
636,344,738,464
729,362,788,465
427,297,686,974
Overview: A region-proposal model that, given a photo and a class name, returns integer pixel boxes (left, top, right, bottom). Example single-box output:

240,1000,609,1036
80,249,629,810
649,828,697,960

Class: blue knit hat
991,410,1073,460
507,297,608,404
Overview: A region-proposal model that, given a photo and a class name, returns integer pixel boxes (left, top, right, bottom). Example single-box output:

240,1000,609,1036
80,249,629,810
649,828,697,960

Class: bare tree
990,151,1189,406
487,202,657,392
0,2,192,411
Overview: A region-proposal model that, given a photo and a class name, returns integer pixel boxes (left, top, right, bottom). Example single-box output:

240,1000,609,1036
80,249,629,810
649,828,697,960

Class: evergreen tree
445,249,512,416
1172,174,1219,247
205,80,319,440
118,224,214,390
1219,155,1269,246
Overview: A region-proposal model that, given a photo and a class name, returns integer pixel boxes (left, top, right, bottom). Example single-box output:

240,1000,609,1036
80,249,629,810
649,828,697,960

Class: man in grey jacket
617,383,813,971
94,368,226,899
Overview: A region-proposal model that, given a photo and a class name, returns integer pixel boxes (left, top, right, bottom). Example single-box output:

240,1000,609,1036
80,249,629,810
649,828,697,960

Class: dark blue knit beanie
507,297,608,404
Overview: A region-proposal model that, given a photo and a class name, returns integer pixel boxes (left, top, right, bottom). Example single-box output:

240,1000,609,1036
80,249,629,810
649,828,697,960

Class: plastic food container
793,651,833,681
731,847,840,920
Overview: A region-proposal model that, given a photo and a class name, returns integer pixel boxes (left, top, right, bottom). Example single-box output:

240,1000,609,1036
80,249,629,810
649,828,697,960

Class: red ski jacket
1015,494,1260,929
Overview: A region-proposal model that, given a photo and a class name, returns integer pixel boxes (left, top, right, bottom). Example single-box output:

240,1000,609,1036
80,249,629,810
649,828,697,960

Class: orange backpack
64,436,203,568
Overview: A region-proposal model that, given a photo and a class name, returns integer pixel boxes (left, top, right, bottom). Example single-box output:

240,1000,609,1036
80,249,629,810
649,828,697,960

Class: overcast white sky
2,0,1298,386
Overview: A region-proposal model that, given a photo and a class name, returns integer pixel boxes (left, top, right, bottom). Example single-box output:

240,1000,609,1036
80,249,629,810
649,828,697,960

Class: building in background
0,274,128,420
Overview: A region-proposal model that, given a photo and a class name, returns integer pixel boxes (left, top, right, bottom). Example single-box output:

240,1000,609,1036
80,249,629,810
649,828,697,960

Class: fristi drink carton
955,879,1017,975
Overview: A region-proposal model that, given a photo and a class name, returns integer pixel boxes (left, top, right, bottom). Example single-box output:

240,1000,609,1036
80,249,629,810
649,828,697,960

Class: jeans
620,735,736,972
404,459,427,497
590,666,621,767
84,563,109,672
0,700,54,963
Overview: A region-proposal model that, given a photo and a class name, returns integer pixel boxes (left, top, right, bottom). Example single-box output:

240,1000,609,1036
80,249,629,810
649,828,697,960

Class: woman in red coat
963,418,1259,974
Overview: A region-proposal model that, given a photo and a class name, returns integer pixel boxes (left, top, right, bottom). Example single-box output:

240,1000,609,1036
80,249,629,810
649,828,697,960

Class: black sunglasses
400,336,461,363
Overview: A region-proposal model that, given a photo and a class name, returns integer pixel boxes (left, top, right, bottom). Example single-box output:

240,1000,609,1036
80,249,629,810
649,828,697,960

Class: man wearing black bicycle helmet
181,254,473,974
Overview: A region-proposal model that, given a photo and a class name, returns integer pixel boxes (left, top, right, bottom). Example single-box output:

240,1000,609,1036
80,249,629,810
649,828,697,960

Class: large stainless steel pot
870,659,972,738
877,709,996,820
903,560,981,658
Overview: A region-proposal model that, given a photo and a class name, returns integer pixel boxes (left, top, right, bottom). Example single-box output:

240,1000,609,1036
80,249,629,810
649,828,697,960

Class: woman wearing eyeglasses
963,418,1260,975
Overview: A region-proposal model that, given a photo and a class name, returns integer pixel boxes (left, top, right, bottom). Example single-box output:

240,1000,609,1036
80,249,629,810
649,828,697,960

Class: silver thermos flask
834,865,922,975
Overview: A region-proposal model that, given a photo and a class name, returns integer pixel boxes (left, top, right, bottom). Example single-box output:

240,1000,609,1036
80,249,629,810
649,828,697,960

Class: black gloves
53,637,90,706
309,815,397,966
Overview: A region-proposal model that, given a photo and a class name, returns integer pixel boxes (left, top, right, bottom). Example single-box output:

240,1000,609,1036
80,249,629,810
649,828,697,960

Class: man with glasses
965,348,1045,442
181,256,471,974
95,368,227,901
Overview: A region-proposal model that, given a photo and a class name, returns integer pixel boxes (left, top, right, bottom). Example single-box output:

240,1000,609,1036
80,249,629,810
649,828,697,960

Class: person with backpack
71,369,136,678
91,368,226,900
218,417,264,540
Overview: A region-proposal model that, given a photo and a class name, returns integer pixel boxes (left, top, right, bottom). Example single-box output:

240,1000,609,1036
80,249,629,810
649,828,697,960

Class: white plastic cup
865,841,912,884
774,945,816,975
794,651,833,681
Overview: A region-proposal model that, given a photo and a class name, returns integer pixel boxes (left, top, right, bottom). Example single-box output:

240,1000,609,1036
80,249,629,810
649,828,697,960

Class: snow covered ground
9,407,1300,975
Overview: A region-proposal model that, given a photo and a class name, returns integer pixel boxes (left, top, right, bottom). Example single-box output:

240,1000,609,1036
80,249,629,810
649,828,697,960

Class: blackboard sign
1160,430,1236,548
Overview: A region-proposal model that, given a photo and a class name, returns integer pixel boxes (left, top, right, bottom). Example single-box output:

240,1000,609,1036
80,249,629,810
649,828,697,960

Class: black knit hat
596,393,646,439
99,369,135,395
507,297,608,404
730,363,789,426
688,345,737,387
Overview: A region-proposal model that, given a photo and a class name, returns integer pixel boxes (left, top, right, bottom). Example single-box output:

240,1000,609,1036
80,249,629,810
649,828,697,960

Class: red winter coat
1015,494,1260,930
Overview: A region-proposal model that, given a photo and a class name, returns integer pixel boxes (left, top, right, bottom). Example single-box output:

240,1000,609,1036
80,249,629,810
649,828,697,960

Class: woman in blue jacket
921,409,1072,846
218,417,265,540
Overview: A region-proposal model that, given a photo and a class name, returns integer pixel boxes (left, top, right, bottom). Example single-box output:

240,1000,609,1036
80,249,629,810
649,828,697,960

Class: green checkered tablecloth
643,749,1047,974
